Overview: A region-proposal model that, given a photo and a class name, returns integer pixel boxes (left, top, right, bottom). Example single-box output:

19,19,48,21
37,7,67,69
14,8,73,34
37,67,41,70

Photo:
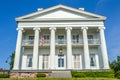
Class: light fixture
59,47,63,55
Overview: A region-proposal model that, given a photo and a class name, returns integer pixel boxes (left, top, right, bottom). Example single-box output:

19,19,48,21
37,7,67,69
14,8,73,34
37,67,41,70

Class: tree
110,56,120,73
9,52,15,70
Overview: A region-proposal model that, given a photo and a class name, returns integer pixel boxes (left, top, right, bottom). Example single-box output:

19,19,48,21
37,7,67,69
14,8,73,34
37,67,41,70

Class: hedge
71,70,114,78
115,70,120,79
0,74,9,78
37,73,46,78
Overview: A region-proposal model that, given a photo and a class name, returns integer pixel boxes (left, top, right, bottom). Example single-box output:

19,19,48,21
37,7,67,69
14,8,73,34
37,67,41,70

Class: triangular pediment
16,5,106,21
30,9,89,19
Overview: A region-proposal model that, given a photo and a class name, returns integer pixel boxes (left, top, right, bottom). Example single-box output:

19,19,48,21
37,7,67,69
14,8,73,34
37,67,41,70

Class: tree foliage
9,52,15,70
110,56,120,72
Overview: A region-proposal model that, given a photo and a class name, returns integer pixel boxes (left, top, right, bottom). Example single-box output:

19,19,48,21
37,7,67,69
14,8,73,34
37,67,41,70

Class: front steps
51,71,72,78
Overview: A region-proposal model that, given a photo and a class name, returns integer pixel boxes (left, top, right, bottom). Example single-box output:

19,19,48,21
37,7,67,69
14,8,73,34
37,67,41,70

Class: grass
0,78,119,80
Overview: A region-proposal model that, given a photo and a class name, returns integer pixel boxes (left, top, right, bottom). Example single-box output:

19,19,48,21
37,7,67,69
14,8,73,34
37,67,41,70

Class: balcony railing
22,40,34,46
88,39,100,45
39,40,50,45
22,39,100,46
56,39,66,45
72,39,83,45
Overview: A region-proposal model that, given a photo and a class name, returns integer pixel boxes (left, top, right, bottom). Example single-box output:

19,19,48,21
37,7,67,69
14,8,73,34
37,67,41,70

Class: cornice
16,18,106,22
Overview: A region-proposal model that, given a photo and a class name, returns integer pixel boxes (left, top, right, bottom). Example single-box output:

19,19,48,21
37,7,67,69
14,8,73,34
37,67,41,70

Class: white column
32,28,40,70
66,27,72,69
13,28,23,70
99,27,109,69
81,27,90,69
49,27,56,69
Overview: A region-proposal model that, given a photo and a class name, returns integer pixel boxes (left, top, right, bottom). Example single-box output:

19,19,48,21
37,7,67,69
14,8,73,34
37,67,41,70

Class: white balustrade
88,39,99,44
72,39,83,44
22,40,34,45
56,39,66,44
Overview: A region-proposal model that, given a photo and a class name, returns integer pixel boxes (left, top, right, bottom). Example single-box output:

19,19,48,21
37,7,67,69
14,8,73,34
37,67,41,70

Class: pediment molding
16,5,106,21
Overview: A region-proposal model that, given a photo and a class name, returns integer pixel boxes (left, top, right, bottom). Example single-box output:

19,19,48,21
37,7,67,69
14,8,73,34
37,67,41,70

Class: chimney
37,8,43,11
79,8,84,11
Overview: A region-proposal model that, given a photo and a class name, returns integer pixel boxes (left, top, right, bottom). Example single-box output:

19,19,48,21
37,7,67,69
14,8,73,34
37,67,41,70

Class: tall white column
32,28,40,70
81,27,90,69
66,27,72,69
49,27,56,69
13,27,23,70
99,27,109,69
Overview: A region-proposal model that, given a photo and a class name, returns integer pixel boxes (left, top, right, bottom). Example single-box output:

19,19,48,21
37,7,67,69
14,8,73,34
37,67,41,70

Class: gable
29,9,90,19
16,5,106,21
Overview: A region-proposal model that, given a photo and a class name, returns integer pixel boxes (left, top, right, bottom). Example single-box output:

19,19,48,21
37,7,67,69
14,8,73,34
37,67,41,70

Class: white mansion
13,5,110,71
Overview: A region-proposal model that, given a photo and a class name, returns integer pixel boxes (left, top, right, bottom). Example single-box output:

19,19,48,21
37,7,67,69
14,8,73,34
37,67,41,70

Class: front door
58,55,65,69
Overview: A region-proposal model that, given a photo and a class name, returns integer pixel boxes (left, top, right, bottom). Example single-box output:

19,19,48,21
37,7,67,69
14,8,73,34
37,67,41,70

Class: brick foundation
10,72,37,78
10,72,51,78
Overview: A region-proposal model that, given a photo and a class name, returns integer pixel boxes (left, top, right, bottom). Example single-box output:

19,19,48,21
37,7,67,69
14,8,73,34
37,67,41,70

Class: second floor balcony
72,39,83,45
88,39,100,45
56,39,66,45
22,39,100,46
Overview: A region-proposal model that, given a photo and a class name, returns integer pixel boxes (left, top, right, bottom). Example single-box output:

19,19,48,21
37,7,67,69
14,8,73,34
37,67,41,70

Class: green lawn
0,78,119,80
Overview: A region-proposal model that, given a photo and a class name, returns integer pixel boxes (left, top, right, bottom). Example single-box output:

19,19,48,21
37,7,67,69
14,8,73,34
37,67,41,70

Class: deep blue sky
0,0,120,69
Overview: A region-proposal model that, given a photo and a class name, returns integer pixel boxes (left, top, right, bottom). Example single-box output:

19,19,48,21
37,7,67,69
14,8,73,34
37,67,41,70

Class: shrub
37,73,46,78
71,70,114,78
73,73,86,77
0,74,9,78
115,70,120,79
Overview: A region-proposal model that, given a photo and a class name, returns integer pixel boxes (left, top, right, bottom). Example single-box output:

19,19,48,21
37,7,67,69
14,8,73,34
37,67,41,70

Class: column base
103,66,110,69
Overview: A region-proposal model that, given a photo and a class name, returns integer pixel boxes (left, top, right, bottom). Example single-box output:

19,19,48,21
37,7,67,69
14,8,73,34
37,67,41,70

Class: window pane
27,57,32,67
90,54,96,67
29,36,34,40
88,35,93,39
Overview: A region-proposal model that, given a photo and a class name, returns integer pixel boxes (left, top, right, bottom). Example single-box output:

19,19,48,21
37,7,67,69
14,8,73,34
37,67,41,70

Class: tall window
42,55,49,69
88,35,93,39
44,34,49,40
58,35,64,44
72,35,79,43
42,34,49,44
90,54,96,67
28,36,34,44
29,36,34,40
27,56,32,67
73,54,80,68
88,35,93,44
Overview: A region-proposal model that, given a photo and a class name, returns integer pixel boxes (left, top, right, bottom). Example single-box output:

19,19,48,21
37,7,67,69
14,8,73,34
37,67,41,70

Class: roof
16,4,106,22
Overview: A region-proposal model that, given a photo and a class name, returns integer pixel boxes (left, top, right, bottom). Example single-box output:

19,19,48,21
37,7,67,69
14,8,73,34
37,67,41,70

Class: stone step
51,71,72,78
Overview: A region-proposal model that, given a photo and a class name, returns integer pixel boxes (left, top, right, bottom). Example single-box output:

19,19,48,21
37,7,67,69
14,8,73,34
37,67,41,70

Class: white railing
72,39,83,45
88,39,100,44
39,40,50,45
22,39,100,46
22,40,34,45
56,39,66,45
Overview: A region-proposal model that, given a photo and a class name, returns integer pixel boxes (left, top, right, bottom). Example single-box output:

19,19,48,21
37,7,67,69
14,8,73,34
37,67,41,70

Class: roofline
16,18,106,22
16,5,106,20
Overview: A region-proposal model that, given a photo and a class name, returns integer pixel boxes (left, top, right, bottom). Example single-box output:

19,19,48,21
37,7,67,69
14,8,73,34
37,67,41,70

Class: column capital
49,27,56,30
81,27,88,30
98,27,105,30
65,27,72,30
33,28,40,31
17,27,24,31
